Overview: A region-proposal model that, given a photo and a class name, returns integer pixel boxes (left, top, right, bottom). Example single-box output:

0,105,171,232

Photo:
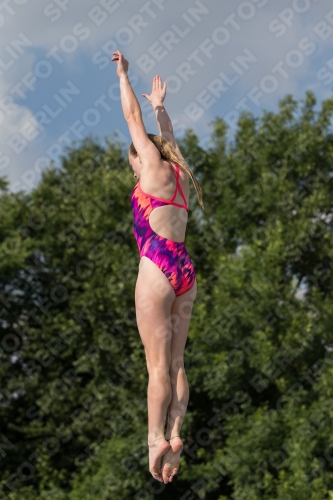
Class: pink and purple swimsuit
130,162,196,296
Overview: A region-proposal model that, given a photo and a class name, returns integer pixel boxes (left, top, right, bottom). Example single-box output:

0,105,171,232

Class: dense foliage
0,91,333,499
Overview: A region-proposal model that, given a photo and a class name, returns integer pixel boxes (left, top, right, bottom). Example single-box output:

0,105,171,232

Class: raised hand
142,75,167,107
111,50,129,77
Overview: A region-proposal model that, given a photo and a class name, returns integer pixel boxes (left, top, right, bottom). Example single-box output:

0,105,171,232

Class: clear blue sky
1,0,333,193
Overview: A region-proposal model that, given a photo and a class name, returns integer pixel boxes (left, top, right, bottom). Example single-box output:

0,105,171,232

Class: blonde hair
129,134,204,210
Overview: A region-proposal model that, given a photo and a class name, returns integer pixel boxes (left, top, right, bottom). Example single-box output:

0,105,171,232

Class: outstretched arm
142,76,185,162
111,51,160,168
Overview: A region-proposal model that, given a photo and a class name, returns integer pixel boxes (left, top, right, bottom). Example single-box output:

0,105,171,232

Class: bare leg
165,373,189,438
161,280,197,483
135,256,176,482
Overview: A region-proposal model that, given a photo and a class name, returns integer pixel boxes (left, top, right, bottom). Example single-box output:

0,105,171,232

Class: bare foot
161,436,183,484
148,437,171,482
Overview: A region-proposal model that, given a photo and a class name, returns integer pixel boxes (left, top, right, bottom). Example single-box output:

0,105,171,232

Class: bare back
139,159,189,242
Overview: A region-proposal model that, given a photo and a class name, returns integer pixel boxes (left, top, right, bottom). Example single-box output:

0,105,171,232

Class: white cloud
1,0,333,192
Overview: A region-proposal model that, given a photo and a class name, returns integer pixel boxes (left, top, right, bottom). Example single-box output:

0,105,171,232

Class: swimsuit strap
136,163,188,210
176,166,188,209
169,163,178,202
169,163,188,209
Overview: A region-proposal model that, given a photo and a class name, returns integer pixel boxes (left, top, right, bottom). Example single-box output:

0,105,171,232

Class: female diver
111,50,204,485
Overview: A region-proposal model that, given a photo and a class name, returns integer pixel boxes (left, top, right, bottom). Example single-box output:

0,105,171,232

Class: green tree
0,91,333,499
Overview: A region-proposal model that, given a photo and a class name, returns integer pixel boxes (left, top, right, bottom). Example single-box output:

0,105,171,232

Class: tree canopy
1,90,333,499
